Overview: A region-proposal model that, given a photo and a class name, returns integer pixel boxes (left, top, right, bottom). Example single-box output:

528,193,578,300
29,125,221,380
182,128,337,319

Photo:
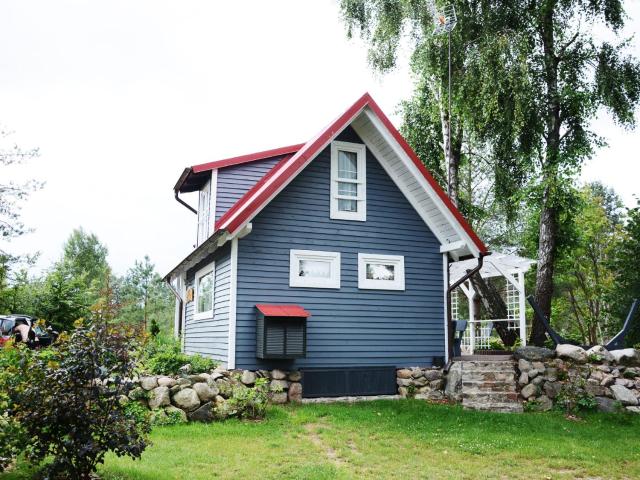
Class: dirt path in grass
304,423,347,468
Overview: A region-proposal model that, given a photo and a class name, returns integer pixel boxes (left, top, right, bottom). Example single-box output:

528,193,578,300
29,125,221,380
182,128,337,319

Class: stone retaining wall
396,367,445,400
128,367,302,422
514,345,640,413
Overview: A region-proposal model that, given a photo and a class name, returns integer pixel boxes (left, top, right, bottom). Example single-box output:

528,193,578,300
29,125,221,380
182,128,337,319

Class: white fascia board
362,108,480,258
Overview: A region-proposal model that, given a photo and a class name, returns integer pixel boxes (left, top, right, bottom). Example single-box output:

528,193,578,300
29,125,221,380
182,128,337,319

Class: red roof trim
256,304,311,317
216,93,487,254
192,143,304,173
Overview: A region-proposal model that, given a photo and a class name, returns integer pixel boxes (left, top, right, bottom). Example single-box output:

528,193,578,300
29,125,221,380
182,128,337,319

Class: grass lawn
3,400,640,479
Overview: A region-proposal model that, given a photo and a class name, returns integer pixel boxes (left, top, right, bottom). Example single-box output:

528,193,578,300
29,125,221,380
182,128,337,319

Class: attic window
330,141,366,221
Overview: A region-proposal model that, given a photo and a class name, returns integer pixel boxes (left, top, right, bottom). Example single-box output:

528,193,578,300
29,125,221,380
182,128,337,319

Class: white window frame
194,262,215,320
358,253,405,291
330,141,366,221
197,174,213,246
289,250,341,289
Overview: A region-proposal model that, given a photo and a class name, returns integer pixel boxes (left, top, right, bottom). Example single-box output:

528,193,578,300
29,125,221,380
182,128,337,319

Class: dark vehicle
0,315,58,348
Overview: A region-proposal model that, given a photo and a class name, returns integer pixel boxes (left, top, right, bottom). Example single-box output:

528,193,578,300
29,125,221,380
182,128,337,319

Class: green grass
3,401,640,479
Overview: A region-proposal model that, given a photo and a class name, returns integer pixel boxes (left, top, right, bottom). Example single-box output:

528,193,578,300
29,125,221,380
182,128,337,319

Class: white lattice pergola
450,253,536,354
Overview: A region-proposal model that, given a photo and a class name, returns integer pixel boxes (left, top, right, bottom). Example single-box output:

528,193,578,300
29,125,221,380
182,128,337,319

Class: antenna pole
447,28,452,198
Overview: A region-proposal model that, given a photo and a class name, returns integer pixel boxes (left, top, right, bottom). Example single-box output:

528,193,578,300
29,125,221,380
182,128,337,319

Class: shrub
556,378,598,414
150,318,160,337
4,319,150,479
226,377,271,420
588,353,603,363
144,337,217,375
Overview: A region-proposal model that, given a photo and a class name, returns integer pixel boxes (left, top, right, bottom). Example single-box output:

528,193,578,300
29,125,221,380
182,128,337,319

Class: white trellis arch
449,253,536,354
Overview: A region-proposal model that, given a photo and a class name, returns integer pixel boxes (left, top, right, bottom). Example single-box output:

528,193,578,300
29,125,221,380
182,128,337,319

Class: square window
194,263,214,319
358,253,405,290
330,141,366,221
290,250,340,289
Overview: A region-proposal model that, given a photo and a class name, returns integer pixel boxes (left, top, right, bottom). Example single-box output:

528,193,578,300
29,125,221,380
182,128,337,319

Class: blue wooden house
166,93,488,397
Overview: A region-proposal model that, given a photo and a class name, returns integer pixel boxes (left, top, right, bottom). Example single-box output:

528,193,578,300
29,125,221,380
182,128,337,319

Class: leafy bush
588,353,603,363
0,342,29,472
225,377,271,420
556,378,598,414
144,337,217,375
2,319,150,479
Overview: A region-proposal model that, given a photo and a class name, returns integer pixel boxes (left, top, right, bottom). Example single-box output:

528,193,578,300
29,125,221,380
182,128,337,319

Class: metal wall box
256,304,310,360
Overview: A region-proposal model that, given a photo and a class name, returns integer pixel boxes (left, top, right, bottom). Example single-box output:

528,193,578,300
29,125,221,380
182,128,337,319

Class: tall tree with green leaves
341,0,640,345
61,228,109,296
554,183,624,344
120,255,172,332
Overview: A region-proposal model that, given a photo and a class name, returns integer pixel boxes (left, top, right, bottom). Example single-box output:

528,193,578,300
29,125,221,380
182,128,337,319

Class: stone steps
458,359,522,413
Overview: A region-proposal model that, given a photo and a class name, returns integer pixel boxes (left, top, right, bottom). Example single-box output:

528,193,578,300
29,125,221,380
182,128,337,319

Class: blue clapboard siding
183,243,231,364
215,156,283,221
235,127,444,370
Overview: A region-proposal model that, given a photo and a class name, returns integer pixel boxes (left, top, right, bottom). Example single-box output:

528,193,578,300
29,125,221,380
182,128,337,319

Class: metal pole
447,29,452,197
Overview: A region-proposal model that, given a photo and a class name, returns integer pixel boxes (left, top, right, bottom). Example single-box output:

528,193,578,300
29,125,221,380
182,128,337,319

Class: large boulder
444,363,462,401
270,379,289,392
188,402,215,422
288,382,302,402
148,386,171,409
140,376,158,391
423,369,442,382
270,392,288,404
271,369,287,380
240,370,257,385
595,396,619,413
288,370,302,382
556,344,588,363
586,345,614,363
165,405,188,423
172,388,201,411
193,382,218,402
514,346,555,362
610,349,638,365
397,369,412,379
157,376,177,388
610,384,639,406
520,383,537,399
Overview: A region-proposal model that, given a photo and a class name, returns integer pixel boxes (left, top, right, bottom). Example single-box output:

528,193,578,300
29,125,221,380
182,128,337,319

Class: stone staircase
460,358,523,413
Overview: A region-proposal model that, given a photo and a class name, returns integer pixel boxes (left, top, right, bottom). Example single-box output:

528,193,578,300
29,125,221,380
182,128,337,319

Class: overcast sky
1,1,638,276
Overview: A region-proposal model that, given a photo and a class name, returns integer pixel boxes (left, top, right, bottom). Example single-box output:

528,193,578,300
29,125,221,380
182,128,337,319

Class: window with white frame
358,253,405,290
194,263,214,319
330,141,366,221
197,177,212,246
289,250,340,289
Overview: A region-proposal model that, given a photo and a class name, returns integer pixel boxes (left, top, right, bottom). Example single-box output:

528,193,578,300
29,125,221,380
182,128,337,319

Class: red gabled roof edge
192,143,305,173
216,93,488,255
256,304,311,317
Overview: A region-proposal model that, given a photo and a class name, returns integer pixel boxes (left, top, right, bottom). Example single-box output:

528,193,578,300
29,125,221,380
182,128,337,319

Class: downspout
445,251,490,370
165,278,184,337
175,190,197,215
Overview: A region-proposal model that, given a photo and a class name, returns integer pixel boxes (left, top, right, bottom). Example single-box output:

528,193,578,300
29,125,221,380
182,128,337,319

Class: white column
467,280,476,354
518,271,527,346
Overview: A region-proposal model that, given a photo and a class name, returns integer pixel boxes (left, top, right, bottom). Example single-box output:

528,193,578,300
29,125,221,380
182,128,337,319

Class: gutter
175,190,197,214
445,251,490,370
